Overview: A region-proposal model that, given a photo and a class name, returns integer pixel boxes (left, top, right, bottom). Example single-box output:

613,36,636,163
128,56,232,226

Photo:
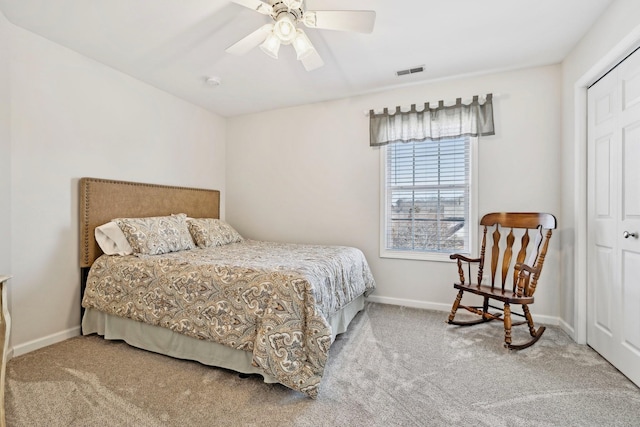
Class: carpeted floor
5,303,640,426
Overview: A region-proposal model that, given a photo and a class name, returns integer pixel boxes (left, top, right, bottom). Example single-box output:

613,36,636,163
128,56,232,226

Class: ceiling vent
396,66,425,77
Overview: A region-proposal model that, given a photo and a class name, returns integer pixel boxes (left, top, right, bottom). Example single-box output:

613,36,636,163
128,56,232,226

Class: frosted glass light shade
273,15,296,44
260,33,281,59
293,30,314,60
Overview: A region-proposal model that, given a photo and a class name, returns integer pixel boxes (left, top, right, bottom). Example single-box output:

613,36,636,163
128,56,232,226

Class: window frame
379,136,479,262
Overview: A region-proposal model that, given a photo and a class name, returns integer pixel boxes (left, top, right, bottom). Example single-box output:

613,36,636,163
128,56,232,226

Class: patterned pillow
113,213,195,255
187,218,244,248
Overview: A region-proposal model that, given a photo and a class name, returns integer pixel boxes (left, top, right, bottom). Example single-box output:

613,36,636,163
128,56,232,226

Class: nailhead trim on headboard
79,177,221,267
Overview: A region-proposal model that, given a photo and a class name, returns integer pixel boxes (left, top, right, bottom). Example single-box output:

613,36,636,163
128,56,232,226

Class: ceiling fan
226,0,376,71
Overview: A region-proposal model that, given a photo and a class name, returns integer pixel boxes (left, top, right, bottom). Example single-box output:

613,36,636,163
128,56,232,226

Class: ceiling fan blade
231,0,273,15
225,24,272,56
303,10,376,33
301,49,324,71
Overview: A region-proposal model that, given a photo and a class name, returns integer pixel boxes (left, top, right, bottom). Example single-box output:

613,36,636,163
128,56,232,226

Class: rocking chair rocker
447,212,556,350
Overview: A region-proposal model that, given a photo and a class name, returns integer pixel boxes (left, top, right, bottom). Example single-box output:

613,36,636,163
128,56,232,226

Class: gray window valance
369,94,495,146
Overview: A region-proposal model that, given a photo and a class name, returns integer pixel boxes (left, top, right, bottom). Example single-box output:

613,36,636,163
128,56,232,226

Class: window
380,136,478,261
370,94,493,261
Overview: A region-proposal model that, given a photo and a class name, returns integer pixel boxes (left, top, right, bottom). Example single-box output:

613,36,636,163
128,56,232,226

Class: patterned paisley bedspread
82,240,376,398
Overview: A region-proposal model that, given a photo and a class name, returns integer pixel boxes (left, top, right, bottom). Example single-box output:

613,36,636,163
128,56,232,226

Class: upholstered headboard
79,177,220,268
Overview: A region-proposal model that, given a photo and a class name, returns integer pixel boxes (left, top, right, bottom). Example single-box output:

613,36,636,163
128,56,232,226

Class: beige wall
0,11,10,275
7,23,226,354
560,0,640,341
227,64,562,321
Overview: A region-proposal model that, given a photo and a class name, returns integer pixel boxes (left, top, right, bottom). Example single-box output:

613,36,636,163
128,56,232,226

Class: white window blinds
384,137,470,254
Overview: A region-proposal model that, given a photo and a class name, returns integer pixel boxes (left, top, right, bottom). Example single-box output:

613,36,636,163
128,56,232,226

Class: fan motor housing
272,1,303,21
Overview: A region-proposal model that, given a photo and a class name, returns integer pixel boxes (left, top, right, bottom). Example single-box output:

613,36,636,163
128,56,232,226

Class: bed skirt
82,294,366,384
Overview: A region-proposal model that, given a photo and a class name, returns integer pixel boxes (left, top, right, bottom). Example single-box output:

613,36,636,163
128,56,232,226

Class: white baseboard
366,295,560,326
535,314,560,326
6,300,568,359
11,326,81,358
366,295,452,312
558,318,575,339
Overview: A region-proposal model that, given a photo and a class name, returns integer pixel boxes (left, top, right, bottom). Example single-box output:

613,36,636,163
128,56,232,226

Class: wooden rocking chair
447,212,557,350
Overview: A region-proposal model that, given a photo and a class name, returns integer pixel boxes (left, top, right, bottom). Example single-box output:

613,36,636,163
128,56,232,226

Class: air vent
396,66,425,77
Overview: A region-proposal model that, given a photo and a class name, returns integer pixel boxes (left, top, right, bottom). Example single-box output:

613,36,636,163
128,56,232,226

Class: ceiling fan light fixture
273,15,296,43
260,32,281,59
228,0,376,72
293,30,314,60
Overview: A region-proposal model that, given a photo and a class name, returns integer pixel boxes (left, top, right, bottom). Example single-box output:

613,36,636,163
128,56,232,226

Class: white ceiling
0,0,614,117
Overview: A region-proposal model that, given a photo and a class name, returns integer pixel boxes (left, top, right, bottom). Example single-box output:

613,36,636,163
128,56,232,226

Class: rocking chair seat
453,282,535,305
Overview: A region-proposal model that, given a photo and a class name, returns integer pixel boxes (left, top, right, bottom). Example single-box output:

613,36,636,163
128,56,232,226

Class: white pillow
95,221,133,256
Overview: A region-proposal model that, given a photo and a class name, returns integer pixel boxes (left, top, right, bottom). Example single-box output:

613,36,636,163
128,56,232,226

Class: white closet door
587,47,640,388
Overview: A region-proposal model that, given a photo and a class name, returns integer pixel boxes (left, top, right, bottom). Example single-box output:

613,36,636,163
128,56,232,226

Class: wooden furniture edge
0,275,11,427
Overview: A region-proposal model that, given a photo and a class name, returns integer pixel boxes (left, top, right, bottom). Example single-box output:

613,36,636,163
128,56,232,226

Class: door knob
623,231,638,239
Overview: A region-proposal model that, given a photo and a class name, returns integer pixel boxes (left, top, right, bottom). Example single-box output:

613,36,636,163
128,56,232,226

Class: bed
79,177,375,398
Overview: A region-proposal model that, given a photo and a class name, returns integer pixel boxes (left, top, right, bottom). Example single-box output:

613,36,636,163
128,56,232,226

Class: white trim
573,85,589,345
378,250,456,263
572,25,640,346
559,318,575,339
11,326,81,358
367,295,452,312
366,295,560,325
378,145,387,257
469,135,479,255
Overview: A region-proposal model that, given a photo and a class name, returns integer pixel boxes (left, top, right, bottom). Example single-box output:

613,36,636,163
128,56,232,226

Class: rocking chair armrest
514,262,542,297
514,262,540,276
449,254,481,263
450,254,482,285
